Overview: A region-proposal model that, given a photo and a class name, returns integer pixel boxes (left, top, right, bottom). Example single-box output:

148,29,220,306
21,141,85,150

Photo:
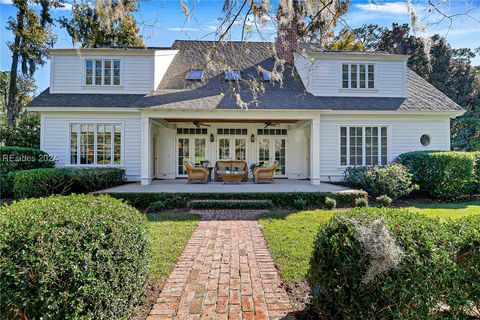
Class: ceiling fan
192,120,211,128
264,121,280,129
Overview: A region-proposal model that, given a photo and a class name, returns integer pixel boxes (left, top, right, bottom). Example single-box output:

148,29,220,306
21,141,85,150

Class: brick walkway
147,214,295,320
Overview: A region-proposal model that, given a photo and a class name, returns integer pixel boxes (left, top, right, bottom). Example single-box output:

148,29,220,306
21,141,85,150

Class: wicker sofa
214,160,248,182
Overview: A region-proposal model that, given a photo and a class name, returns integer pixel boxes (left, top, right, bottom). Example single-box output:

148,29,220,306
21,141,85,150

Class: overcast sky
1,0,479,93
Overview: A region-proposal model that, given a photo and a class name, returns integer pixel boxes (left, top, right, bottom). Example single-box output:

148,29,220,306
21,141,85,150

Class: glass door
217,137,247,161
257,137,287,176
177,136,207,176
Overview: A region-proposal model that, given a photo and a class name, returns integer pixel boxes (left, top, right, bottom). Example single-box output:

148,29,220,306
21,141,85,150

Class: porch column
310,115,321,185
140,116,153,185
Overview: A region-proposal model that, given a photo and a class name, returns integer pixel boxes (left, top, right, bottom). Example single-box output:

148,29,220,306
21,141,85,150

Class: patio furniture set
184,160,278,184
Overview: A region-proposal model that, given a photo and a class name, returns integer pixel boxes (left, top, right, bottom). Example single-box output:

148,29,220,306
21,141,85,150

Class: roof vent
186,69,204,81
225,69,241,81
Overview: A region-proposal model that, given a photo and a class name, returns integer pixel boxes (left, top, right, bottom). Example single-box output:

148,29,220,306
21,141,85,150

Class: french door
217,137,247,161
177,136,207,175
258,137,287,176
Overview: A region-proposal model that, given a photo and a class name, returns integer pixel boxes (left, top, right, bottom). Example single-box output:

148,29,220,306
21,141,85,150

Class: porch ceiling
164,119,299,124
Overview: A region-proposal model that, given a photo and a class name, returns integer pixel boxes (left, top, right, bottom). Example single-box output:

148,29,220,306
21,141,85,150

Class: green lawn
146,213,200,280
258,201,480,283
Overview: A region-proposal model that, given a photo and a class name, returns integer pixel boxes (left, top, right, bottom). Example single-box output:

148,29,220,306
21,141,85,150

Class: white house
27,40,464,185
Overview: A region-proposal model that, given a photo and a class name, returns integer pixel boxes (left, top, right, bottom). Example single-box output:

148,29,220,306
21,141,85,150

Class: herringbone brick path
147,216,294,320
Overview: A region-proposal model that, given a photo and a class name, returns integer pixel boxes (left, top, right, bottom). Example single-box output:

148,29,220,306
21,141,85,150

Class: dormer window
85,59,121,86
225,69,241,81
186,69,204,81
342,63,374,89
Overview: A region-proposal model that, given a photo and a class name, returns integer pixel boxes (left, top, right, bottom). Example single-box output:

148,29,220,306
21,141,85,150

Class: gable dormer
48,47,178,94
294,49,409,98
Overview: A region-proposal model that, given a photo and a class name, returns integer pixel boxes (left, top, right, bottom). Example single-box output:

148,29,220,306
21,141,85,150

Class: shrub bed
308,208,480,319
396,151,478,199
0,194,149,319
107,191,368,210
343,163,417,199
187,199,273,210
0,146,55,197
13,168,126,199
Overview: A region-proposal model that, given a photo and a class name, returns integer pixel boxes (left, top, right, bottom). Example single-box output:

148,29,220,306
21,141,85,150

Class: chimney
275,0,299,64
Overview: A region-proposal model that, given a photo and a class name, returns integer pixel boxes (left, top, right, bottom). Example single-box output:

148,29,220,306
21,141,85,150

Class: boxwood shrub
0,146,55,197
188,199,273,210
308,208,448,319
343,163,417,199
13,168,126,199
108,191,368,210
308,208,480,319
396,151,478,199
0,194,149,319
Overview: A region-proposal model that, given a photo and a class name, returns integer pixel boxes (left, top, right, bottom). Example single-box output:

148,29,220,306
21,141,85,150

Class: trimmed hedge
343,163,417,199
188,200,273,210
0,146,55,197
13,167,126,199
396,151,478,199
308,208,480,319
107,191,368,210
0,194,149,319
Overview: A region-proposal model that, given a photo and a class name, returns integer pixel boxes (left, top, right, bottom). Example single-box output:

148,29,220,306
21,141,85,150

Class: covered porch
99,179,354,193
139,110,322,186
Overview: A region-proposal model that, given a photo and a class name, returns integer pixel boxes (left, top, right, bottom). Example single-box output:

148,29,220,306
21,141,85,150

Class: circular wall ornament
420,134,431,146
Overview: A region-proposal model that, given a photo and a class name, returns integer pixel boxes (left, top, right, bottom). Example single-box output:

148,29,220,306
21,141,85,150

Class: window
225,69,241,81
177,128,208,135
69,123,122,165
340,126,387,166
186,69,204,80
85,59,121,86
257,128,288,135
342,63,374,89
217,128,247,135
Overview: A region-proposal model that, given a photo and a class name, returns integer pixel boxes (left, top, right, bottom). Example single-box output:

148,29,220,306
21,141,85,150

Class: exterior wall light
250,134,255,143
210,133,214,142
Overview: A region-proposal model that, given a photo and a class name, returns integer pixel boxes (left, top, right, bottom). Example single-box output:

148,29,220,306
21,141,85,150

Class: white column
140,116,153,185
310,115,321,185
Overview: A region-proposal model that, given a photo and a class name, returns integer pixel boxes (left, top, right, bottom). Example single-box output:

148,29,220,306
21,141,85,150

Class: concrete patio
99,179,356,193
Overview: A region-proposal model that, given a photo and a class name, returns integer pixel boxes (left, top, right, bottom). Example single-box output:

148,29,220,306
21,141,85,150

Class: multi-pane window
342,63,375,89
340,126,387,166
85,59,121,86
70,123,122,165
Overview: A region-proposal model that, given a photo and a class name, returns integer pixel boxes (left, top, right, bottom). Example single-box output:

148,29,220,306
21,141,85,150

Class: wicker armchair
184,161,210,183
253,161,278,184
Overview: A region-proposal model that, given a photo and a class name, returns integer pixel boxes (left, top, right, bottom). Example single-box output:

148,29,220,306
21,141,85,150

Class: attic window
186,69,204,81
225,69,241,81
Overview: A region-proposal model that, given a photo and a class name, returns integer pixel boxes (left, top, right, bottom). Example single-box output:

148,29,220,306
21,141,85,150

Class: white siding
50,51,177,94
288,127,307,179
294,55,407,97
318,114,451,181
157,126,176,179
41,113,142,180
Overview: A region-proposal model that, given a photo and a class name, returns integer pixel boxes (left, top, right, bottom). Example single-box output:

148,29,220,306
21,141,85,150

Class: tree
0,112,41,148
5,0,61,126
0,71,36,114
58,0,144,48
328,29,364,51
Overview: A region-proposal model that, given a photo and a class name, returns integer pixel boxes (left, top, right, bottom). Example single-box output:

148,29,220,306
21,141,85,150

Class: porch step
188,199,273,210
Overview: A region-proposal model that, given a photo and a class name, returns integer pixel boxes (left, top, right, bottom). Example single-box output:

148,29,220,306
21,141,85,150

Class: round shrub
343,164,417,200
324,197,336,210
308,208,451,319
0,194,149,319
376,195,392,207
355,197,369,207
396,151,477,199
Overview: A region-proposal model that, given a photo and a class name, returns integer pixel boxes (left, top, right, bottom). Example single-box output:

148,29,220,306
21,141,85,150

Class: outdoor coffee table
221,172,243,184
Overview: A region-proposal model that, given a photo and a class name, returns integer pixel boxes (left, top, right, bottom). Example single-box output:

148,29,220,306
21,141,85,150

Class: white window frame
83,58,123,87
67,121,124,167
175,130,209,176
337,124,390,167
341,62,376,89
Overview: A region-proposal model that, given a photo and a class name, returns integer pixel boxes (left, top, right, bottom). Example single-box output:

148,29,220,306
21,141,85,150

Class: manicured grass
259,200,480,283
258,210,335,283
409,200,480,220
146,213,200,280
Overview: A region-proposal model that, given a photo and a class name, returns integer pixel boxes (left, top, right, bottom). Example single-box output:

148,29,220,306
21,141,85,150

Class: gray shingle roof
29,40,463,112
